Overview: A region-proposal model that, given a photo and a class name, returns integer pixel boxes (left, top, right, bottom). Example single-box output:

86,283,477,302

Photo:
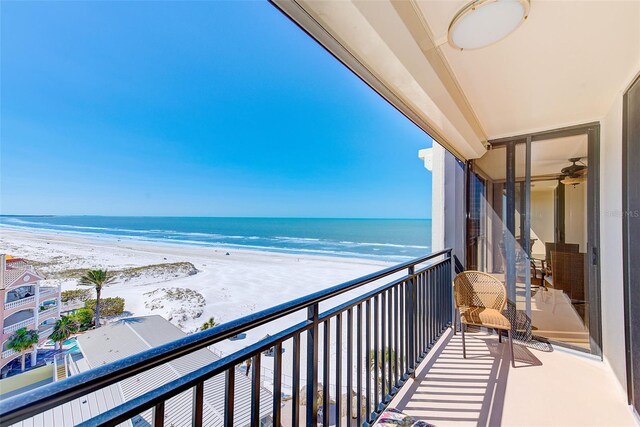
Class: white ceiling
280,0,640,159
416,0,640,139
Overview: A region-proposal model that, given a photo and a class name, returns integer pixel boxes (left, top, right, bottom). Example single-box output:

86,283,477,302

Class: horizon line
0,214,432,220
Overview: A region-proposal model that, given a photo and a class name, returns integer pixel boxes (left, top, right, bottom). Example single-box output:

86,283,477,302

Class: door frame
623,72,640,410
485,122,603,356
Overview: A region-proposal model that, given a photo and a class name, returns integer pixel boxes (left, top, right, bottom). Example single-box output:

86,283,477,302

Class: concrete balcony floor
387,329,637,427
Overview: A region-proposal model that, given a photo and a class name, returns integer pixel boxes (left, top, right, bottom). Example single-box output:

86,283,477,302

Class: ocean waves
0,216,432,262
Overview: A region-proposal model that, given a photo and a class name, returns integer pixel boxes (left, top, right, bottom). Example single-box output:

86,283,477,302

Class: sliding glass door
467,125,601,354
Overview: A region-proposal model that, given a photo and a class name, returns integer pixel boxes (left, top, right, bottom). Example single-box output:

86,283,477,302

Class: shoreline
0,223,417,264
1,225,411,399
1,227,394,333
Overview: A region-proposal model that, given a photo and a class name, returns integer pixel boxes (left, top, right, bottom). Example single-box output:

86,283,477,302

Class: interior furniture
453,271,515,367
498,240,545,287
545,242,579,276
550,251,586,302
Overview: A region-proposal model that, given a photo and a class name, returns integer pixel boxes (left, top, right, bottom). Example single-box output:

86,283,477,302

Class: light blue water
45,338,77,347
0,216,432,262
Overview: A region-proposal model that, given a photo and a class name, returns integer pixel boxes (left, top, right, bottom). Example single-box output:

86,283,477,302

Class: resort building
1,1,640,426
0,255,61,373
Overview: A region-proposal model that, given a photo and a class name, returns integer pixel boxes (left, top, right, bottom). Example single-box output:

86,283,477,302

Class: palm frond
78,269,116,289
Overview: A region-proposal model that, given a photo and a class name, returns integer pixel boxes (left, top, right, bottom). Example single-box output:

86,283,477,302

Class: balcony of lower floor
37,319,57,340
37,300,59,321
1,348,18,360
3,286,59,313
2,309,35,335
3,286,36,311
38,286,59,299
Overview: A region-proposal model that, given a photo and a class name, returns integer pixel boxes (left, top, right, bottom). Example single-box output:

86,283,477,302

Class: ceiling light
448,0,530,50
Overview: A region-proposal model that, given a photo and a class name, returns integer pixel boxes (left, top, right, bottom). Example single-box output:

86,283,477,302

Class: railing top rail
0,248,452,426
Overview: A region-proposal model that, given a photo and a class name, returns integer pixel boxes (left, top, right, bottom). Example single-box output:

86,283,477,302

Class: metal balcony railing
0,249,454,427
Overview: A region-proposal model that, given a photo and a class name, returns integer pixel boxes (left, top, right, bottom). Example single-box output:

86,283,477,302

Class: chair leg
461,323,466,358
453,309,457,335
508,329,515,368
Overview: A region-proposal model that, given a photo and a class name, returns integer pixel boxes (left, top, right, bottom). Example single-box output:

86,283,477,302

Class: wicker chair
453,271,515,367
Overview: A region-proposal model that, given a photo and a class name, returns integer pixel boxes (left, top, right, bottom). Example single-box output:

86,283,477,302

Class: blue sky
0,1,432,218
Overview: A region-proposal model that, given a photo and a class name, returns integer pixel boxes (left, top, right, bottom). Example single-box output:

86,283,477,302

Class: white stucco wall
530,189,555,256
565,183,588,252
600,87,628,394
420,143,465,265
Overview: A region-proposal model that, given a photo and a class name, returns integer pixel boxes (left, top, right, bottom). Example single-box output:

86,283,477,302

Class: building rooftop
11,315,272,427
76,315,272,427
1,255,44,290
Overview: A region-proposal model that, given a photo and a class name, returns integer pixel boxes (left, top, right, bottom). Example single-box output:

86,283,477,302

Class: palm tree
7,328,39,371
369,347,396,391
50,316,79,350
200,317,218,331
79,269,115,328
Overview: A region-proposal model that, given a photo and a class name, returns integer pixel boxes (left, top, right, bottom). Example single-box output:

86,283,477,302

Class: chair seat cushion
460,307,511,330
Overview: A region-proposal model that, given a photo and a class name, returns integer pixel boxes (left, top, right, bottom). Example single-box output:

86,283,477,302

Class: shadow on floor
392,330,542,426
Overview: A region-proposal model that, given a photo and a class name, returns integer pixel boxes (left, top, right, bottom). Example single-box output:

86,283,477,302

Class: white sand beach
1,226,404,392
0,227,392,327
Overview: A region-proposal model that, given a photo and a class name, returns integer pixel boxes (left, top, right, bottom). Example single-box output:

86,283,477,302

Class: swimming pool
44,337,78,351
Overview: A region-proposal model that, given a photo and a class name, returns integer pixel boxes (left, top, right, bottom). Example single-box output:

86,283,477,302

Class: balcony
3,310,36,335
1,349,17,360
38,305,59,320
38,326,54,339
39,287,58,298
3,318,36,335
388,330,635,427
4,286,36,311
0,250,633,426
4,296,35,311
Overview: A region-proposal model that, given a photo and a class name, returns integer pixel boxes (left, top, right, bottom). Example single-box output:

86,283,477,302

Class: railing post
407,265,416,378
448,250,454,328
224,370,234,427
153,401,165,427
306,303,319,425
250,354,261,426
192,382,204,427
292,334,301,427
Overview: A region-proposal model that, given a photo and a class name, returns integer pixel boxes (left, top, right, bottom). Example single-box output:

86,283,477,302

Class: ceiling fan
560,157,587,186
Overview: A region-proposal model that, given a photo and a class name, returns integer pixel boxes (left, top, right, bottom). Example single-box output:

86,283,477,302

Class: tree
369,347,396,391
85,297,125,318
78,270,116,328
200,317,218,331
50,316,79,350
7,328,39,371
71,308,95,329
61,289,92,303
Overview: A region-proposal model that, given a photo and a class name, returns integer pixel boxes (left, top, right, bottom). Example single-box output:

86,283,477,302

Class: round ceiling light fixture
448,0,530,50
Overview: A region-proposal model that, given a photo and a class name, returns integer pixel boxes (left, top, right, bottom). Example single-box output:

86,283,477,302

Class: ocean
0,216,432,262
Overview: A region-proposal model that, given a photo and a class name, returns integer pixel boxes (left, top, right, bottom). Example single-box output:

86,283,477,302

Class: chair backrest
551,251,586,300
453,271,507,311
545,242,579,265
